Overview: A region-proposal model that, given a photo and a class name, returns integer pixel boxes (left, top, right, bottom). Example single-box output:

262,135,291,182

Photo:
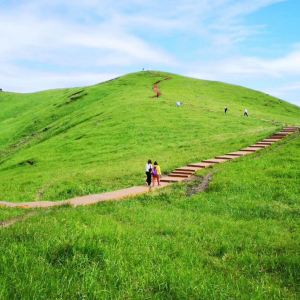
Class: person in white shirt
244,108,249,117
145,159,153,188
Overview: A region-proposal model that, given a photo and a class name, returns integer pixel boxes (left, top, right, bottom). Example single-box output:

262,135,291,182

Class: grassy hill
0,71,299,299
0,70,299,202
0,133,299,299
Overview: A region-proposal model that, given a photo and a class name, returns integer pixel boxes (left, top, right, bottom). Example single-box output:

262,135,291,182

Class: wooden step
250,144,269,148
160,176,187,183
269,135,284,139
202,158,228,164
283,127,298,130
172,170,195,175
187,164,206,168
169,173,190,178
262,139,280,142
275,134,288,137
175,167,199,172
241,147,261,152
215,155,238,159
226,151,252,156
268,137,283,141
187,162,213,168
256,141,274,145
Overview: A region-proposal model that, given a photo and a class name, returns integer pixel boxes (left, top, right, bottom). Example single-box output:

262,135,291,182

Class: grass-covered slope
0,71,299,201
0,133,299,299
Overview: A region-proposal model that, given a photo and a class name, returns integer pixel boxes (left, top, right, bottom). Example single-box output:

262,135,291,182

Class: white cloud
0,68,119,92
264,82,300,106
187,46,300,80
1,0,299,107
274,82,300,92
0,12,174,65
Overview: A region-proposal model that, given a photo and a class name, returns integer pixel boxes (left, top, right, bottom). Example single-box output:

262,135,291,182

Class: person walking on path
145,159,153,189
152,161,161,187
224,106,228,114
244,108,249,117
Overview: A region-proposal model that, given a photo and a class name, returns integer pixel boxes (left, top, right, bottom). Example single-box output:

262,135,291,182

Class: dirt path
0,211,36,228
0,126,298,209
186,173,214,196
0,183,171,209
152,77,171,97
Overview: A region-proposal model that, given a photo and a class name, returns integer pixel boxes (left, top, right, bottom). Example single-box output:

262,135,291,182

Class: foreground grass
0,207,29,222
0,134,299,299
0,71,299,202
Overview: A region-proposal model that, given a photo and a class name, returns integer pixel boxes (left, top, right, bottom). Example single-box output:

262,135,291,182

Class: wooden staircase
160,127,298,183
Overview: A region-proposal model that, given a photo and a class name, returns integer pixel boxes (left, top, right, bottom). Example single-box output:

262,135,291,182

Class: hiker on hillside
244,108,249,117
145,159,153,188
152,161,161,187
224,106,228,114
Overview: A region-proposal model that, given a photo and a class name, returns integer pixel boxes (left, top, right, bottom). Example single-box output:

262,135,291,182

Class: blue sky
0,0,300,106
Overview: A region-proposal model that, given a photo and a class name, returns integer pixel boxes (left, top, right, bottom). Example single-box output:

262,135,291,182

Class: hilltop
0,71,299,202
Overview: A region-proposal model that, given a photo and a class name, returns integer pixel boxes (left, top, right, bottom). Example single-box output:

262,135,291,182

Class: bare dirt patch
186,173,213,196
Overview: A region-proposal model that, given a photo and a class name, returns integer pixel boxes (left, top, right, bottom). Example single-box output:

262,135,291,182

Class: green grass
0,71,299,202
0,207,28,223
0,133,299,299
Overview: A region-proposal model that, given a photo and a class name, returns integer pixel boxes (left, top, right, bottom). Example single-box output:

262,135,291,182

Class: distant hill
0,71,299,201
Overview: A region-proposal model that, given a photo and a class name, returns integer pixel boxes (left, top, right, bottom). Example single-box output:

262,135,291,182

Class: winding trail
152,77,171,97
0,127,298,209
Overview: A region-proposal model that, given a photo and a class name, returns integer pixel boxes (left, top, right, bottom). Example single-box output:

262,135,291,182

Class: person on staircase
152,161,161,187
145,159,153,189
